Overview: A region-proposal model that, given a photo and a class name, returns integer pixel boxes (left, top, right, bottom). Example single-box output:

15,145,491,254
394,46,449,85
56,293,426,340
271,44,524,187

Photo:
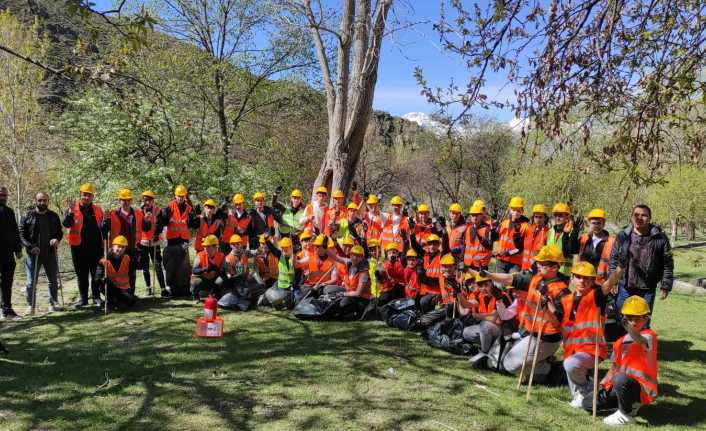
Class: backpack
422,318,476,356
387,309,421,331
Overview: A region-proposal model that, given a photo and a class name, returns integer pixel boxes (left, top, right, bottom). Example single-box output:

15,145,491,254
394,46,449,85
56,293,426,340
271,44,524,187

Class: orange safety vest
420,254,441,295
343,267,371,299
497,219,528,266
166,200,192,241
102,255,131,290
67,203,104,246
109,208,143,246
198,250,225,272
379,215,409,250
324,206,347,236
578,234,616,285
381,260,405,293
438,276,460,304
520,274,570,336
256,253,279,280
194,217,222,252
403,268,419,298
604,329,658,405
561,288,606,359
363,212,383,242
140,206,161,242
303,203,330,233
446,224,466,251
225,252,248,274
463,224,493,268
414,223,434,243
221,211,250,246
521,224,549,270
306,256,335,284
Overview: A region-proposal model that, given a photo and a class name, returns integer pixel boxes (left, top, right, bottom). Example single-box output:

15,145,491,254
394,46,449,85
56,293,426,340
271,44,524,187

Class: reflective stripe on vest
605,329,658,404
498,219,527,265
521,225,548,270
103,255,131,290
561,289,607,358
307,256,334,284
520,275,569,336
67,203,104,246
195,218,222,252
379,215,409,250
463,224,492,267
344,268,371,299
166,200,191,241
446,224,466,250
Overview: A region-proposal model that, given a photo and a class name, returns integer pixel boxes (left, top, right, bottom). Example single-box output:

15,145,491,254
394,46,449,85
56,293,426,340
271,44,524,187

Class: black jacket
0,205,21,256
19,208,63,255
609,224,674,291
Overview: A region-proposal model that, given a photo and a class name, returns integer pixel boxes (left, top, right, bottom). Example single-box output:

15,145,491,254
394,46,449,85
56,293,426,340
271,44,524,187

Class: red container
203,295,217,321
195,316,224,338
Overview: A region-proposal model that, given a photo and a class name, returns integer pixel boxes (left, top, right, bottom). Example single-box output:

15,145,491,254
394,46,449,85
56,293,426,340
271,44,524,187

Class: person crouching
96,235,136,310
190,234,225,303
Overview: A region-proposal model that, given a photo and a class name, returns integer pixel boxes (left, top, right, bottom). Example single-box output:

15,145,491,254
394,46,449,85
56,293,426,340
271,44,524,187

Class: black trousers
138,245,165,291
336,296,369,316
582,373,643,415
0,254,16,310
378,284,405,307
419,293,440,313
106,280,136,309
71,246,103,302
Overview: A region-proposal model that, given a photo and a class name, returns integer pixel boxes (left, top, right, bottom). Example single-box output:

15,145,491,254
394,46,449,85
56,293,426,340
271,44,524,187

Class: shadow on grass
659,339,706,363
641,383,706,426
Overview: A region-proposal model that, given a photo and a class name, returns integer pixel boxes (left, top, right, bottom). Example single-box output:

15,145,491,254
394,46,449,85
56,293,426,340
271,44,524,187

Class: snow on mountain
401,112,447,134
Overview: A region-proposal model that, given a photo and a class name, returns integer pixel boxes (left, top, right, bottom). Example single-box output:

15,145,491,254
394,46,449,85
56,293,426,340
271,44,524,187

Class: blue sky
94,0,515,121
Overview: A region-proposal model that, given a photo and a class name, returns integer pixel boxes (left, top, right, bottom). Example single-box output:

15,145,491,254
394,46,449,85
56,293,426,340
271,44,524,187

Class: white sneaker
569,393,584,408
603,410,634,426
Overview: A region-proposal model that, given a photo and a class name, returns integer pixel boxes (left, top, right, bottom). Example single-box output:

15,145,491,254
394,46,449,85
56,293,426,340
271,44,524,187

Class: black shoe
161,287,172,298
2,308,19,319
73,299,89,309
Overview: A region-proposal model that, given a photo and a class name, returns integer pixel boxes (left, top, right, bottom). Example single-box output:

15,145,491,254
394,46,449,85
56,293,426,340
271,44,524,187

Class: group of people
0,183,674,426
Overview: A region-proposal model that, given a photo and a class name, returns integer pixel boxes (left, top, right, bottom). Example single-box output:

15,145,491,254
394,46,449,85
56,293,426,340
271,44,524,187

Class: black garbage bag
293,293,342,320
218,291,251,311
422,318,476,356
379,298,416,322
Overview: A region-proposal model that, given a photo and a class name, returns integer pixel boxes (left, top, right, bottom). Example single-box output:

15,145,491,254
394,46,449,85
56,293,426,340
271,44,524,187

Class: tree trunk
670,218,677,243
214,69,230,174
686,221,696,241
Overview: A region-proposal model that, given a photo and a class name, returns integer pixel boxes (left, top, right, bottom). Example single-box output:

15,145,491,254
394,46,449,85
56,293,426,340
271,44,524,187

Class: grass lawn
2,280,706,431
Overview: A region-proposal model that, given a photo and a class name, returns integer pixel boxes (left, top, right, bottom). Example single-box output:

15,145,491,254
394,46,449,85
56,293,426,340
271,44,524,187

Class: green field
2,283,705,430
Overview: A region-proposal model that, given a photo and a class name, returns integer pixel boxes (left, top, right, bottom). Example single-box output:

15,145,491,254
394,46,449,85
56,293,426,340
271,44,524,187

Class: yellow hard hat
350,245,365,255
232,193,245,204
449,203,463,213
509,196,524,208
533,244,564,264
406,248,418,258
366,194,379,205
532,204,548,215
367,238,379,248
174,185,188,197
141,190,156,199
279,237,293,248
440,253,455,266
468,203,484,215
253,192,265,201
472,199,486,210
587,208,606,220
229,234,242,244
203,198,217,208
201,234,219,247
290,189,303,198
572,261,597,278
332,190,345,199
112,235,128,247
315,186,328,195
475,273,491,283
417,203,430,213
313,234,333,247
390,196,403,206
299,229,313,241
552,202,571,214
464,273,473,282
426,233,441,243
79,183,96,195
258,234,266,244
347,202,358,210
385,243,401,252
117,188,133,200
341,236,355,246
621,295,650,316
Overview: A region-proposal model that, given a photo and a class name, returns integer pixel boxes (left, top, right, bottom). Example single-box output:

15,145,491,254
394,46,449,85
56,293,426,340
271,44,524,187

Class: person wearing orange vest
62,183,105,307
576,208,615,286
521,204,550,271
409,232,443,312
411,203,438,243
473,245,571,379
248,192,282,249
327,245,371,317
361,194,383,243
300,186,330,234
194,199,226,253
376,243,406,306
221,193,250,252
101,189,151,295
402,248,421,299
96,235,136,310
324,190,348,237
581,295,658,426
334,236,356,286
298,234,339,299
494,196,530,274
463,203,496,271
419,253,462,327
378,196,410,251
190,234,225,303
138,191,165,296
254,235,279,288
155,185,200,297
444,203,466,260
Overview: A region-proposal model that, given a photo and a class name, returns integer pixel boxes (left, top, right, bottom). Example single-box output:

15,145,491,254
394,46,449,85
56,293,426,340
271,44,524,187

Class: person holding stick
0,186,22,319
20,192,63,314
95,235,137,310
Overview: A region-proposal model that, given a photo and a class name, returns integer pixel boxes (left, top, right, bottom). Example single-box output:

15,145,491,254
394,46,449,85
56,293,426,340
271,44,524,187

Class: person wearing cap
493,196,530,274
375,243,407,306
297,234,339,299
156,185,200,297
521,204,550,271
274,189,307,238
546,202,583,274
575,208,615,286
325,190,348,237
259,236,299,309
63,183,105,307
20,192,63,313
402,248,421,299
362,194,383,243
248,192,282,250
0,185,22,319
221,193,251,253
463,202,496,271
409,232,443,312
254,235,279,288
471,244,571,380
444,203,466,260
102,189,151,295
300,186,331,234
378,196,410,252
190,234,226,303
95,235,136,310
327,244,372,317
581,295,658,426
194,198,226,253
412,203,437,243
138,191,165,296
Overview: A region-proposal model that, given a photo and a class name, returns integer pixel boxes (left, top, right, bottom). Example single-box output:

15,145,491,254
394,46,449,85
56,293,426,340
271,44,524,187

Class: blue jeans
25,254,59,306
616,285,655,328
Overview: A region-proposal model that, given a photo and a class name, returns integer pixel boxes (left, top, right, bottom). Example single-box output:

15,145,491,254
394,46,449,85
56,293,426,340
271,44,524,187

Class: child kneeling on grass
582,295,658,426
